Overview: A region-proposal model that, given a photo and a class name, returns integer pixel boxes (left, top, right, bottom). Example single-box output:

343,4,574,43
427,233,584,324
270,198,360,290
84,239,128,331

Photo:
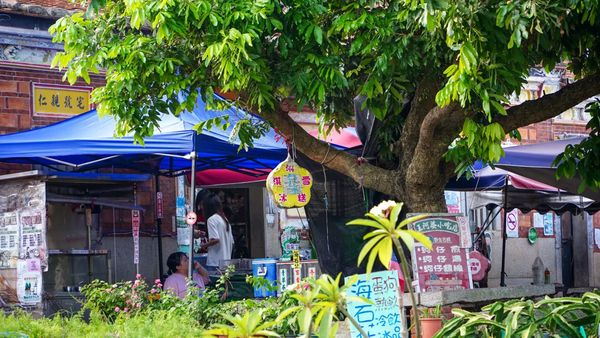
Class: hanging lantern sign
267,156,313,208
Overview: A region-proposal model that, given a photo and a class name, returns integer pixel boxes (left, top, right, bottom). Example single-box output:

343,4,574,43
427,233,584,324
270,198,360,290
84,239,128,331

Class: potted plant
420,305,443,338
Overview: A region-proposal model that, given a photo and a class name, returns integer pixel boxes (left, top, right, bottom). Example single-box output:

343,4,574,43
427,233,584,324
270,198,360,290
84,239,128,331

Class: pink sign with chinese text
410,215,473,293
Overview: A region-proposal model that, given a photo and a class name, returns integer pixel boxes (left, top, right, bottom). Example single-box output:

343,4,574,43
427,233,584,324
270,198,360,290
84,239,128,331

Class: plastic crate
219,258,252,273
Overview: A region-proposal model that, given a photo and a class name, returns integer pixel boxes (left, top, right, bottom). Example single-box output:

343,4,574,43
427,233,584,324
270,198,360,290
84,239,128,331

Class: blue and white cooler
251,258,277,298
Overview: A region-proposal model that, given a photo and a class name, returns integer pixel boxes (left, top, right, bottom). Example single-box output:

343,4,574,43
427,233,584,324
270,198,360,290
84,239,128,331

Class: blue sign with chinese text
345,270,403,338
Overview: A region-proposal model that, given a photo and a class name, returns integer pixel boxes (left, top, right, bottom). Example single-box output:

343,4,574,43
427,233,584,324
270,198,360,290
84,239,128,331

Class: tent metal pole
188,151,196,279
155,175,164,278
500,177,509,287
472,208,501,250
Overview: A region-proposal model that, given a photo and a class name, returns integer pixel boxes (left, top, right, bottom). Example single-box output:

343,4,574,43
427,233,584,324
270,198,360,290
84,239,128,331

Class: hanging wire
321,144,332,253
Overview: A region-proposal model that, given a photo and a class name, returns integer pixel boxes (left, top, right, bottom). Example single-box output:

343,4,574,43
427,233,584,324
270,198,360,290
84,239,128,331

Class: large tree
52,0,600,212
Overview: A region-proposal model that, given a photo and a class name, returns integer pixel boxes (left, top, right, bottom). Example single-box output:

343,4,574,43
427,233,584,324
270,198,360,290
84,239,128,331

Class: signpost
345,270,403,338
409,215,473,292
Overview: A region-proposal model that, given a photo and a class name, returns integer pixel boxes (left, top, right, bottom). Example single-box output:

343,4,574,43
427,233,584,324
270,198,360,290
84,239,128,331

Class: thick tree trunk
397,157,449,213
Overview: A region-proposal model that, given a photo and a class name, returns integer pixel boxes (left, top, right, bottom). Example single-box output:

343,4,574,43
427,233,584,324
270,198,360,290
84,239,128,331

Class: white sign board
506,210,519,238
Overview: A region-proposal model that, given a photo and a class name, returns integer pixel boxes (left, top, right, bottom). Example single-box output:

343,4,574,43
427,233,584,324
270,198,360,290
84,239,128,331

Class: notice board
409,214,473,293
0,179,46,305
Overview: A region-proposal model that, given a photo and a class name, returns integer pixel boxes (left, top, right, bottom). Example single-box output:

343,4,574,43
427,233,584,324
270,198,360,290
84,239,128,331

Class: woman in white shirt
200,194,234,273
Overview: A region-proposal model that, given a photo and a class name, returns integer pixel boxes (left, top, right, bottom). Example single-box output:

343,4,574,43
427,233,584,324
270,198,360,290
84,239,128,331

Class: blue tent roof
0,94,287,174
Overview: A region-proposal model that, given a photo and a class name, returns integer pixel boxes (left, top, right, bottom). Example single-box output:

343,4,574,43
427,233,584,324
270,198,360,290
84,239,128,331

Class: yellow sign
267,156,313,208
292,250,301,269
33,84,91,116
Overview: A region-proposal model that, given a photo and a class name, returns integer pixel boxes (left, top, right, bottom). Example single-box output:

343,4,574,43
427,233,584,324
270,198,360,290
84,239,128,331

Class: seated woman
163,252,209,299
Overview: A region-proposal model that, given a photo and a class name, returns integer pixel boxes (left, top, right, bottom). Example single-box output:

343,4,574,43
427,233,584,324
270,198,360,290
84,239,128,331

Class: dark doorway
561,213,574,289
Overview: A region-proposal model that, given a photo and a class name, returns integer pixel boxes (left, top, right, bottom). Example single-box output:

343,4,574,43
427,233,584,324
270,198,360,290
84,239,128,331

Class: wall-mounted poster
19,209,47,271
543,213,554,236
0,179,47,305
0,180,47,271
409,214,473,293
17,258,42,304
0,212,19,269
533,213,544,228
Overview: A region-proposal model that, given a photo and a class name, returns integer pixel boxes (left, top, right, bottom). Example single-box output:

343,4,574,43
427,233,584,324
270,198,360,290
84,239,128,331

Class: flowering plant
347,200,432,338
80,274,177,321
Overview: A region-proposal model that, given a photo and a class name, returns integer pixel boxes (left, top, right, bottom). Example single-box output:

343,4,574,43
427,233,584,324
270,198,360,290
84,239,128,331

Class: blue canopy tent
0,94,287,176
0,93,288,278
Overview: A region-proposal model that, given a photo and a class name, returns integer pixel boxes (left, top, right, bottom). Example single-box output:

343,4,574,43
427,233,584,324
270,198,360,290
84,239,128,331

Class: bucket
252,259,277,298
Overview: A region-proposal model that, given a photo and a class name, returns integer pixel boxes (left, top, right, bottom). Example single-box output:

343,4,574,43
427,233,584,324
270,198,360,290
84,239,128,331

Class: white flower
370,200,398,218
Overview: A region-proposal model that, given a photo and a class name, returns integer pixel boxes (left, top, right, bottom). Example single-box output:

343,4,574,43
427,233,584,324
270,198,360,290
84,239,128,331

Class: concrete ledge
402,285,556,307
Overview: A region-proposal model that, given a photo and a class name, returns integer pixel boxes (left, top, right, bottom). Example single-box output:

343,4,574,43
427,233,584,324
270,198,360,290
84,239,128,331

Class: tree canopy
52,0,600,211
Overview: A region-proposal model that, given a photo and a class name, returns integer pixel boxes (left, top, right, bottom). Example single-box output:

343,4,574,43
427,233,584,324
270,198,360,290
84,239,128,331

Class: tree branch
407,103,460,184
397,74,444,170
496,72,600,131
260,108,398,196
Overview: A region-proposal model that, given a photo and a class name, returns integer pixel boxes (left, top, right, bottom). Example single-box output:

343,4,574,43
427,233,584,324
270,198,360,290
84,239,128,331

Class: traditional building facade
0,1,179,283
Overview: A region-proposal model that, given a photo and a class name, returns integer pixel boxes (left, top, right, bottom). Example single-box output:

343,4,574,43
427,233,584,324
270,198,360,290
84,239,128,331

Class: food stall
0,170,148,314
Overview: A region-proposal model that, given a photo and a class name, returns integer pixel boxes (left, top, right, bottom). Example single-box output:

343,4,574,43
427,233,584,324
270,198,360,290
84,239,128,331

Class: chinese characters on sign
0,180,47,305
266,157,313,208
33,84,91,116
346,270,403,338
410,216,473,293
0,212,18,269
132,210,140,265
17,258,42,304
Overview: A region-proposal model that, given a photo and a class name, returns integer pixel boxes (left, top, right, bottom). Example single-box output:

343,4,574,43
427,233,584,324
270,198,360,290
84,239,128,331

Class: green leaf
389,202,404,226
376,237,393,268
357,237,382,266
314,26,323,45
406,230,433,250
347,219,384,229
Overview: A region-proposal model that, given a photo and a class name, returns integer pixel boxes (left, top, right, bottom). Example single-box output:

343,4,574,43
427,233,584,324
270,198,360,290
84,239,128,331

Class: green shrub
436,291,600,338
0,310,205,338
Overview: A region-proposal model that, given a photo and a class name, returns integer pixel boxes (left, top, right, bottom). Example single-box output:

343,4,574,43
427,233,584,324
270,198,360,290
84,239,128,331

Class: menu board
345,270,403,338
409,215,472,292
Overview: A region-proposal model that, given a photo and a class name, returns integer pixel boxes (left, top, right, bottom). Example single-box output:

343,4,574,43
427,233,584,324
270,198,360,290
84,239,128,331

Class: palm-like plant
203,310,279,338
275,274,369,338
347,201,432,338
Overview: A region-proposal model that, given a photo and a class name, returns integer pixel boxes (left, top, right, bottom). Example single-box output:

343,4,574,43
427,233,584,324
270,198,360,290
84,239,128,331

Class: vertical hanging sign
156,192,163,219
132,210,140,265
